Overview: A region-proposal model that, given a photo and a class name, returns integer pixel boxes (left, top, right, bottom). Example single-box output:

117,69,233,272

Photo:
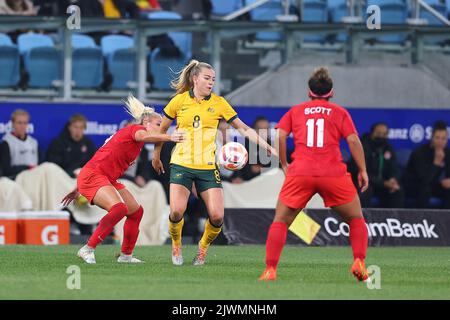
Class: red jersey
276,99,357,177
85,124,146,180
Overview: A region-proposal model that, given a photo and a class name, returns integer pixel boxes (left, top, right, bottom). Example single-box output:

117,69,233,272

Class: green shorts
169,164,222,194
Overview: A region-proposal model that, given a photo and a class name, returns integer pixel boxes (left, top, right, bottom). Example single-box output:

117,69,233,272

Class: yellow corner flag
288,211,321,245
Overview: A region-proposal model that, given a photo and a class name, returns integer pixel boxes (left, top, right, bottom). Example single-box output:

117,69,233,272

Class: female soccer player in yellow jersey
152,59,278,266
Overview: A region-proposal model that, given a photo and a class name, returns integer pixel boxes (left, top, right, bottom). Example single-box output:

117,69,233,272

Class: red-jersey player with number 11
259,67,370,282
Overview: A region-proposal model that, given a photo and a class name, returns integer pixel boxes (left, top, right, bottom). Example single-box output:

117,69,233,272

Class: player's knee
113,202,129,215
128,205,143,220
208,210,224,226
274,215,293,226
209,217,223,227
170,206,186,219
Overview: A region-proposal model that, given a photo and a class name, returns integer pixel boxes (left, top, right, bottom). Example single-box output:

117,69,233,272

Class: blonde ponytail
170,59,213,94
123,94,155,121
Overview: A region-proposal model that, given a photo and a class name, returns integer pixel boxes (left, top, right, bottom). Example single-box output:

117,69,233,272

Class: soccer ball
219,142,248,171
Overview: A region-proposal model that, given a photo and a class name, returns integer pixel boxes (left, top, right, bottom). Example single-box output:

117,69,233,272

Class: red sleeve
275,109,293,134
149,0,161,8
131,125,146,141
339,109,358,138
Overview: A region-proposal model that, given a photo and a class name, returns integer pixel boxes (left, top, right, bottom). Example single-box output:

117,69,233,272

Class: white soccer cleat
77,245,96,264
192,245,208,266
171,245,183,266
117,254,144,263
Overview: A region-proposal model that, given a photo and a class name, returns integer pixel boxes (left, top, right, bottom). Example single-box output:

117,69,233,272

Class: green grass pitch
0,245,449,299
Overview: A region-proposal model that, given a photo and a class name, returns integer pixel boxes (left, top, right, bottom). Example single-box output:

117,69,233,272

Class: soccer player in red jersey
259,67,370,282
61,96,184,264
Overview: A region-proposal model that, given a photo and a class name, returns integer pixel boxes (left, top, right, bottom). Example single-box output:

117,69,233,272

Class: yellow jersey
163,89,238,170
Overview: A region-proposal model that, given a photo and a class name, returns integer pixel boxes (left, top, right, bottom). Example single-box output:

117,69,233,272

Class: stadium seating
17,33,61,88
100,35,135,89
326,0,346,8
419,2,449,44
149,48,187,90
395,148,412,173
245,0,284,41
72,34,103,88
210,0,243,17
329,3,348,42
368,2,409,44
0,33,20,87
147,11,192,58
301,0,329,43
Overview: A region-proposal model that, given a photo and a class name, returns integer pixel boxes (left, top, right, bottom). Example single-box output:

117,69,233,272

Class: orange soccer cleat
171,244,183,266
351,258,369,281
259,267,277,281
192,245,208,266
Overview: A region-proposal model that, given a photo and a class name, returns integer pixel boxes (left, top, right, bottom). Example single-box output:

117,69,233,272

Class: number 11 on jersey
306,118,324,148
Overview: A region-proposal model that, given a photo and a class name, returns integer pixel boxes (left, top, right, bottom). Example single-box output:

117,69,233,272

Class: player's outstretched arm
230,118,278,158
134,130,184,144
346,133,369,192
152,116,174,175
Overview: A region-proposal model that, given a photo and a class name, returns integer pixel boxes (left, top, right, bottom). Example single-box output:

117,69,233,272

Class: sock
121,206,144,255
199,219,222,249
169,217,184,247
87,202,128,249
265,222,288,269
349,217,368,260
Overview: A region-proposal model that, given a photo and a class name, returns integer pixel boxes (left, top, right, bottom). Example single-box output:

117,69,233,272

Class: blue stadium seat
329,3,348,42
395,148,412,172
72,34,103,88
420,3,449,45
302,0,329,43
101,35,135,89
100,34,134,56
405,197,444,208
370,196,381,207
370,3,408,44
245,0,284,41
366,0,407,5
423,0,444,5
211,0,242,16
420,3,447,25
429,197,444,208
0,33,20,87
17,33,60,88
149,48,187,90
147,11,192,59
327,0,346,8
72,34,97,49
0,33,13,46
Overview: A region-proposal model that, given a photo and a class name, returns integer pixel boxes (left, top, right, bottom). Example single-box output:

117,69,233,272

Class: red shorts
77,166,125,204
279,173,357,209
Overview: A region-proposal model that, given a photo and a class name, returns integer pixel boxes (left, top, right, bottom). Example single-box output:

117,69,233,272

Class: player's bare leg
169,184,190,265
78,186,126,264
193,188,224,266
332,196,369,281
117,188,144,263
259,200,300,281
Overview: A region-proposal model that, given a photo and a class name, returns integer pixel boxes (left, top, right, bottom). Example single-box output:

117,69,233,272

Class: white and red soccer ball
219,142,248,171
